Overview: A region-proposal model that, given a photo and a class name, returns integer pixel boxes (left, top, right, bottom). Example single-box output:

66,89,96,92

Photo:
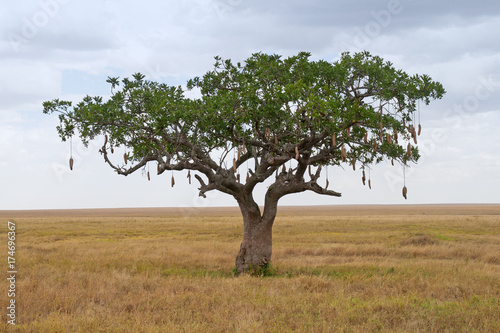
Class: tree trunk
235,200,276,274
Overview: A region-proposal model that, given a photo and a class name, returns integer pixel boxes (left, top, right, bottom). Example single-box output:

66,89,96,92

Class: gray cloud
1,0,499,208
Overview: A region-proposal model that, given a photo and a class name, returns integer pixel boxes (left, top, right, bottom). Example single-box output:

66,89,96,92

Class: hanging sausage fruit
69,137,74,170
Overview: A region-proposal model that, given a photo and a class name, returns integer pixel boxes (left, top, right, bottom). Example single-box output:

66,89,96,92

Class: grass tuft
400,233,439,246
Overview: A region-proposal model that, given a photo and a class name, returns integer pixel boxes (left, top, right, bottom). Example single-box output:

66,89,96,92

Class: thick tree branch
99,146,156,176
306,182,342,197
195,174,219,198
261,169,341,221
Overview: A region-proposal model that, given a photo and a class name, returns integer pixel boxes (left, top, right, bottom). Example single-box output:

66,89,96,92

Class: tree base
235,228,273,275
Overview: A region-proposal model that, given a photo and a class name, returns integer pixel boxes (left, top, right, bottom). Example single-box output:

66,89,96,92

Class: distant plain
1,204,499,332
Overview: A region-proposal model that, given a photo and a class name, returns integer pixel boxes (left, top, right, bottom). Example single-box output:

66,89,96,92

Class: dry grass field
1,205,499,332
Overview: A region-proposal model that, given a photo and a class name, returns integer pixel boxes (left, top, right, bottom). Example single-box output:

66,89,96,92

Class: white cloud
0,60,62,108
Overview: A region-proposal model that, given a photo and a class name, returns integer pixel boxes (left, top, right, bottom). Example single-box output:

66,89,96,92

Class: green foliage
43,51,445,199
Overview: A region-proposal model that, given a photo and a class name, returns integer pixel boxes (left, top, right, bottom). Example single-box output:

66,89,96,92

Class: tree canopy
44,52,444,198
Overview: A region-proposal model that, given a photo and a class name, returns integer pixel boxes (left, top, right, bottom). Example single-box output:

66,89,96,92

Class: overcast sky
1,0,499,210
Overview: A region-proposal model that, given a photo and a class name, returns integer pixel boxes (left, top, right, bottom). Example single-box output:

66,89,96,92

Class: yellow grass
1,205,499,332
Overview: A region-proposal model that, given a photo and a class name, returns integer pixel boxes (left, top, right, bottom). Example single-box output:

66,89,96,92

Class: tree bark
235,198,276,274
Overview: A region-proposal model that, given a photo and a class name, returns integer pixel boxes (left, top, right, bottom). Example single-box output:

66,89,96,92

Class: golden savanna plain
1,204,499,332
